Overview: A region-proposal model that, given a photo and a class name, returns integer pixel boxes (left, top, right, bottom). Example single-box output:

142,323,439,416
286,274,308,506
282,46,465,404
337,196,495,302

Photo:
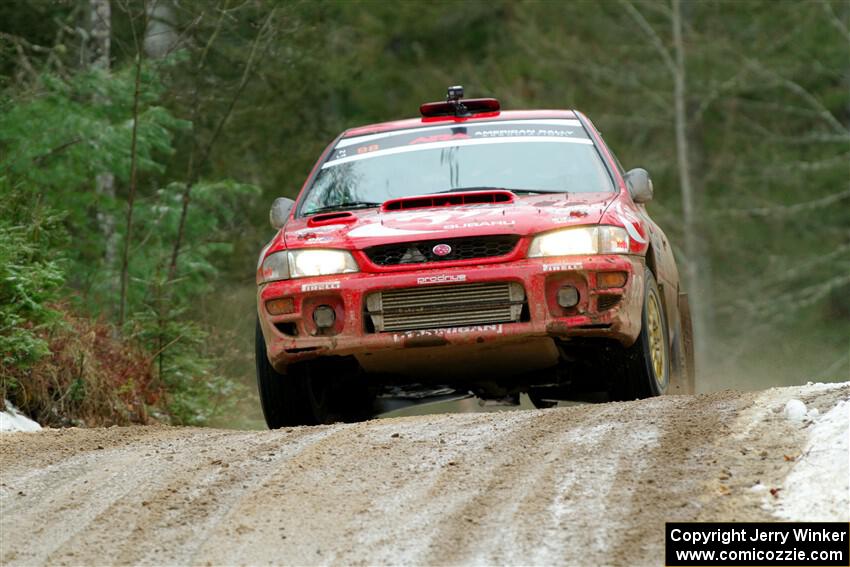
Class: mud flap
670,292,695,394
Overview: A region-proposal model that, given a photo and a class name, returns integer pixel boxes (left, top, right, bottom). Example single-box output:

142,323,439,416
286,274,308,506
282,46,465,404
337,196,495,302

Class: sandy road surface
1,383,848,566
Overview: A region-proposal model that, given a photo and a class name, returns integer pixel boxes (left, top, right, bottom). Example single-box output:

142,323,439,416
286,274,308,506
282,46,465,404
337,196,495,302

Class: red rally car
255,87,695,427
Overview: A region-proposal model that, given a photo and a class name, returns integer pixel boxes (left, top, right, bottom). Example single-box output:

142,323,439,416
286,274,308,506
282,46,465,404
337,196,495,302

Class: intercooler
365,282,526,332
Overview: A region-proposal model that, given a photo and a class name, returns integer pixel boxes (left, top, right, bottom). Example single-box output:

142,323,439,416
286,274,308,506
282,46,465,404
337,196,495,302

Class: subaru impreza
255,87,695,427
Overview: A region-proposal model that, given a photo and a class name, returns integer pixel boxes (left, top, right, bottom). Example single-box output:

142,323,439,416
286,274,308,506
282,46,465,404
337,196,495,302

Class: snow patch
1,400,42,432
734,381,847,441
805,381,848,390
783,399,807,422
775,397,849,521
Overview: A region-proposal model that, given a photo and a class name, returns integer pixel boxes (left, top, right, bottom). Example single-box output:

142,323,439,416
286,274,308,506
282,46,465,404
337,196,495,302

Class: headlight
288,249,359,278
528,226,630,257
259,251,290,283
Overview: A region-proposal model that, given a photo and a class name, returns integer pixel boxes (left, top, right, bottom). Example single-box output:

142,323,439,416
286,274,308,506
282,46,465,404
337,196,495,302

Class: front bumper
257,255,645,374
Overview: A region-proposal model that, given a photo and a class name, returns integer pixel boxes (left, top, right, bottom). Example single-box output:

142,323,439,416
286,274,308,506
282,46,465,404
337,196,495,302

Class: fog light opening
266,297,295,315
598,271,628,289
557,285,579,308
313,305,336,328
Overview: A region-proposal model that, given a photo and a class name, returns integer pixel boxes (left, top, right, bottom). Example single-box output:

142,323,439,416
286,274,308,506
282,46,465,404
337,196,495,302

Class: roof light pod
420,85,500,118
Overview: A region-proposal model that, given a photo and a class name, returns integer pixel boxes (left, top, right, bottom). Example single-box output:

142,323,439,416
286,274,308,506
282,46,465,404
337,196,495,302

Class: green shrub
0,185,64,371
0,64,255,427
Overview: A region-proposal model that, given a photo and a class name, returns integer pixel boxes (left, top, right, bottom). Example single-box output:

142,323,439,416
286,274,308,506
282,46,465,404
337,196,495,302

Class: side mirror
270,197,295,230
624,168,653,204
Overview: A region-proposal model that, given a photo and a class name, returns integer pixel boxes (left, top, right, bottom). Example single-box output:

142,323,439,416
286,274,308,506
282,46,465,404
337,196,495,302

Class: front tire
255,320,331,427
611,270,670,400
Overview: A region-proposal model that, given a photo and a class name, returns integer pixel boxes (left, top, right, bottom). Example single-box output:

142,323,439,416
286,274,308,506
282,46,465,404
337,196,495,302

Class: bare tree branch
771,152,850,173
736,114,850,145
618,0,676,76
821,0,850,43
740,242,850,294
692,67,751,124
744,57,848,135
763,272,850,321
31,138,83,166
709,188,850,218
814,351,850,381
168,6,277,283
118,0,148,326
0,33,47,81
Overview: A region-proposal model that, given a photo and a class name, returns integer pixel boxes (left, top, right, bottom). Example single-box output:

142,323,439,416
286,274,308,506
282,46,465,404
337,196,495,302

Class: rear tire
528,389,557,409
610,270,670,400
255,320,332,427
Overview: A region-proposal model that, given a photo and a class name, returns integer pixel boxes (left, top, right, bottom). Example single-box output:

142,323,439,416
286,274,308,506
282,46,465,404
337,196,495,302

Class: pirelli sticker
543,263,582,272
301,281,341,292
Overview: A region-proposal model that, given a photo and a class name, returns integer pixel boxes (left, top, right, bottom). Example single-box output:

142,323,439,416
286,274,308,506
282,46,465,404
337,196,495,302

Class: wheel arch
643,244,676,347
645,243,658,282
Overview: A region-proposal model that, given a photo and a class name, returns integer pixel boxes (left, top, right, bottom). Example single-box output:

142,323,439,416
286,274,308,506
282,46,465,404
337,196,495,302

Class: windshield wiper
305,201,382,215
433,186,506,194
434,186,564,195
503,189,560,195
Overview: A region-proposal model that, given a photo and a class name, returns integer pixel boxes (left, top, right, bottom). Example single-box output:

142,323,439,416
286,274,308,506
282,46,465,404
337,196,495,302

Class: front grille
364,235,520,266
366,282,525,332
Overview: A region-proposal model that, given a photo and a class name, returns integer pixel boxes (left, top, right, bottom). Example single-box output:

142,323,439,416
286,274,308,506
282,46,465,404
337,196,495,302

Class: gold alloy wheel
646,292,666,387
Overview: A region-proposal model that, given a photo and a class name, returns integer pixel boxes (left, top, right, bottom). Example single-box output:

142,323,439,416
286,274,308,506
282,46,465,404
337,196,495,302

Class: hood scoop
382,190,515,212
307,211,357,227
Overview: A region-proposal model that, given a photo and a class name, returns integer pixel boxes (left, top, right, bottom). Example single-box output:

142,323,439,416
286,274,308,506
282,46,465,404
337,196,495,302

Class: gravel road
1,383,847,566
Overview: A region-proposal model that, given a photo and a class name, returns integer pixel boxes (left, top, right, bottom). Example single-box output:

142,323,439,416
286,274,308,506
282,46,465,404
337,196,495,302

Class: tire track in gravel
414,400,670,565
359,411,544,565
1,384,847,567
604,392,743,564
92,427,341,566
191,411,544,566
1,427,198,565
1,427,340,566
417,405,622,565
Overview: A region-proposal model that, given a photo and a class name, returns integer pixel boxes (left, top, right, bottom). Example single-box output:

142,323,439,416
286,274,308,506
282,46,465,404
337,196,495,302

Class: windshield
300,120,614,215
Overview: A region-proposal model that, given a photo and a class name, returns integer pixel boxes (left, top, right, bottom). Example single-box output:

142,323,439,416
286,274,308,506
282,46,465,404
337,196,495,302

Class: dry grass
1,305,165,427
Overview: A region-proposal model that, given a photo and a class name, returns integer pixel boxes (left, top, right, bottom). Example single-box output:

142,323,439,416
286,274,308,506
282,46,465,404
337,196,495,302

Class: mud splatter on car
255,87,694,427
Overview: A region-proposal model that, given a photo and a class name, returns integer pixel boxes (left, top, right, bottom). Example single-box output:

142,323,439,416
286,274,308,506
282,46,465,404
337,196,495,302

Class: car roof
342,109,579,139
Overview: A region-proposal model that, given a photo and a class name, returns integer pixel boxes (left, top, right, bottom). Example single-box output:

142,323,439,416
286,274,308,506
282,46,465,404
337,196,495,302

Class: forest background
1,0,848,428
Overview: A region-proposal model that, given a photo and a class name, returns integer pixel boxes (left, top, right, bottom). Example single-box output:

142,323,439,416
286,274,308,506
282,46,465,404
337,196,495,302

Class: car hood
283,192,616,249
